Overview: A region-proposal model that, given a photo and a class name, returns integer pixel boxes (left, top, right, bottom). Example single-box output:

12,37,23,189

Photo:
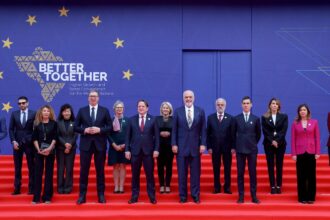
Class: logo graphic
15,47,109,102
15,47,65,102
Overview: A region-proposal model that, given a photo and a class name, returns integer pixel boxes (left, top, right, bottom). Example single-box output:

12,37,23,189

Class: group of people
0,89,328,205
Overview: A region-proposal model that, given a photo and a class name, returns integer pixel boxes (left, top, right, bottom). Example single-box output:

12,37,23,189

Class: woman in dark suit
108,100,129,193
56,104,77,194
156,101,174,193
32,105,57,204
261,98,288,194
291,104,320,204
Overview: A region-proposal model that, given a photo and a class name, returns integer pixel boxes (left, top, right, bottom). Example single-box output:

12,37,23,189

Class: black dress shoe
193,196,200,204
271,187,276,194
299,200,307,204
224,190,232,194
98,194,106,203
252,198,260,204
212,189,220,194
276,187,282,194
179,198,187,203
150,198,157,204
237,197,244,204
307,201,314,204
128,198,138,204
76,196,86,205
12,189,21,195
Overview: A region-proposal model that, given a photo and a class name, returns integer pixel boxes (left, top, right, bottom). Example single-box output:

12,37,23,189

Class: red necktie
140,116,144,132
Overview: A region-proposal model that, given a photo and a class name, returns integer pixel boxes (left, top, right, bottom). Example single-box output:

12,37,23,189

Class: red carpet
0,154,330,219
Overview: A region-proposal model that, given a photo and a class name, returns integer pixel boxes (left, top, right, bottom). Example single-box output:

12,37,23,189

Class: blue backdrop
0,0,329,154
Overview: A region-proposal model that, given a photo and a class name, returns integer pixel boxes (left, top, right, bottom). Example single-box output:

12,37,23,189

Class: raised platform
0,154,330,220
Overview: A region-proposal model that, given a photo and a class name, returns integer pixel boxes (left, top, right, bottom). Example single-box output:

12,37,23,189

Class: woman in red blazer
291,104,320,204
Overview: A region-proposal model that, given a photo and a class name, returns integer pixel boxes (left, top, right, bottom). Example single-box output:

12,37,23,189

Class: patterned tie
91,107,96,124
140,116,145,132
187,109,193,128
218,114,223,123
22,111,26,127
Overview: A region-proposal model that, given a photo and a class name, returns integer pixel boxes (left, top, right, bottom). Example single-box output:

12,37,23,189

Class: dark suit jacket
261,113,288,147
0,115,7,140
57,119,78,150
171,106,207,157
327,112,330,147
232,113,261,154
74,105,112,152
125,114,159,156
9,110,36,145
207,112,233,153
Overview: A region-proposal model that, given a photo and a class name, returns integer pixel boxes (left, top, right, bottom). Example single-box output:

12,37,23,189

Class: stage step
0,154,329,220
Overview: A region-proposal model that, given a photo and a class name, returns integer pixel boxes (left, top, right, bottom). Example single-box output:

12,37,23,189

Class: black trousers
236,153,257,198
131,151,155,200
212,151,232,192
157,147,174,187
264,144,286,188
13,144,35,192
79,142,106,196
56,148,76,193
33,152,55,202
296,153,316,202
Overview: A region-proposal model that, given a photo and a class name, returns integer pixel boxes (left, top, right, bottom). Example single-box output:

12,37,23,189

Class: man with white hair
207,98,234,194
172,90,206,204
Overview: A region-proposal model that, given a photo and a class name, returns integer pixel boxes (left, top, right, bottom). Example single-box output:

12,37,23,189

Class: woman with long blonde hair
32,105,57,204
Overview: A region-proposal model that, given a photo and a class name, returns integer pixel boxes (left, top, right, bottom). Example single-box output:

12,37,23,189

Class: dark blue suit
232,113,261,198
74,105,112,196
125,114,159,201
9,109,36,193
172,106,206,199
207,112,233,192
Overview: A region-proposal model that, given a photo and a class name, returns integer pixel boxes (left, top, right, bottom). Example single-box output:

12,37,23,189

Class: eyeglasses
18,102,26,105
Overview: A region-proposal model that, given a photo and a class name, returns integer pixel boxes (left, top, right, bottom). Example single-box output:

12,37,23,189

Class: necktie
245,113,248,123
91,107,96,123
113,117,121,132
140,116,145,132
22,111,26,127
187,109,193,128
218,114,223,123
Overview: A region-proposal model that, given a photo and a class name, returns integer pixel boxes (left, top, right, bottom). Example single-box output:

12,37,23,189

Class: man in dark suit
125,100,159,204
232,96,261,204
74,90,112,204
172,90,206,204
207,98,233,194
9,96,36,195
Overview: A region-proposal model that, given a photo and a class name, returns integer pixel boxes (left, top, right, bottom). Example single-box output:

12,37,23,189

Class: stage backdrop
0,0,329,154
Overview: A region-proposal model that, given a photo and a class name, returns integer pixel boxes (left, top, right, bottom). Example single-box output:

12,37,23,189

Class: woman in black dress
56,104,77,194
156,101,174,193
108,100,129,193
32,105,57,204
261,98,288,194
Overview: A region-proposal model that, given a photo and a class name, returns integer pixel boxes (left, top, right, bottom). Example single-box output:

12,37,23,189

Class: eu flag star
0,72,3,79
123,69,133,80
2,102,13,113
113,38,124,49
26,15,37,26
2,37,13,49
91,16,101,27
59,6,69,17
